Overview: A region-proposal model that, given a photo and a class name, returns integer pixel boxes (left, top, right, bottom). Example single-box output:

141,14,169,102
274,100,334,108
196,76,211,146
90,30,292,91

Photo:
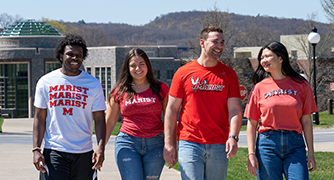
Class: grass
107,110,334,179
0,118,3,132
313,109,334,129
168,148,334,180
170,110,334,179
93,121,121,135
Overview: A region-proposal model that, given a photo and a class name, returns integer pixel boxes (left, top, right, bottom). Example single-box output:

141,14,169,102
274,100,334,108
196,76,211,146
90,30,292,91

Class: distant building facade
0,20,181,118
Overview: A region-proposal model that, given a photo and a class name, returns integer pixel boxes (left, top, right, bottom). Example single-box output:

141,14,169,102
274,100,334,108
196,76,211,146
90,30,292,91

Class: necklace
132,81,148,89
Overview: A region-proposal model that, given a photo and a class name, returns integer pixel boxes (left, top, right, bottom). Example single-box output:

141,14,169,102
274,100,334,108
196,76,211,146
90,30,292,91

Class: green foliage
93,121,121,135
313,110,334,128
112,122,121,135
0,118,4,132
41,17,67,34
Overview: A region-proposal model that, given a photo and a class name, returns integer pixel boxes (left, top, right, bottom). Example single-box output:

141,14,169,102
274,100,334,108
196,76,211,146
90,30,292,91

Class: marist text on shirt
264,89,297,99
125,97,157,106
48,85,90,115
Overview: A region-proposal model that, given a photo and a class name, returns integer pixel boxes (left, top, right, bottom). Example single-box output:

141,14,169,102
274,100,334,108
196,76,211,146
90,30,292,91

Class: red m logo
63,108,73,115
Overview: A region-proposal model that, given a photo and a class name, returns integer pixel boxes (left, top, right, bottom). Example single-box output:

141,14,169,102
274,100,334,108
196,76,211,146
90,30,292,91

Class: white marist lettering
264,89,298,99
278,89,284,95
273,90,278,96
264,92,272,99
125,100,131,106
124,97,157,106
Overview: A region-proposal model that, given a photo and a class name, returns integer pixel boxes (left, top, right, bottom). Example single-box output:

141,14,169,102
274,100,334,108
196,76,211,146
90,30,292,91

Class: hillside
63,10,330,47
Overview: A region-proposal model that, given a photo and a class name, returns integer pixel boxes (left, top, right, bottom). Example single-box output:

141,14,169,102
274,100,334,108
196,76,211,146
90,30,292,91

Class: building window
95,67,111,100
167,70,174,79
86,67,91,75
153,69,160,79
0,63,28,118
291,50,298,60
46,62,61,73
107,67,111,96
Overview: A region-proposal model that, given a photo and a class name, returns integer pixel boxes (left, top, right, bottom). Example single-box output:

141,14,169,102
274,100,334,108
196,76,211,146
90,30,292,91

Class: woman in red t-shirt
105,48,169,179
244,41,317,179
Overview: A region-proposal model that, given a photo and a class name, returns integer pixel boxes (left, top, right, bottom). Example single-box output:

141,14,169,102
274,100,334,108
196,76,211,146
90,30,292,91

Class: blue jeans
115,131,165,180
178,140,229,180
256,130,309,180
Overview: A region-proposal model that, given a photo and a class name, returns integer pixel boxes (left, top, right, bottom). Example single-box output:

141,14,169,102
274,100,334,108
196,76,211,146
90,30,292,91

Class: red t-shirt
169,60,241,144
244,77,317,134
113,82,169,138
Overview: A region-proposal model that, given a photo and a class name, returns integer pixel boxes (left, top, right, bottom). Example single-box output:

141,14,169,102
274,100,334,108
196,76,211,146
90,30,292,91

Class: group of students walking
32,26,317,180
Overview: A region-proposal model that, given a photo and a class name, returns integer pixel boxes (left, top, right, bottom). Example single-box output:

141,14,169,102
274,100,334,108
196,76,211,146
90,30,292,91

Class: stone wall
0,36,61,48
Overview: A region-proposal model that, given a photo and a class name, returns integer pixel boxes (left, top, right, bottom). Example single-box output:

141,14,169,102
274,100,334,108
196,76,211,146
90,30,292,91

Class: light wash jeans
256,130,309,180
178,140,229,180
115,131,165,180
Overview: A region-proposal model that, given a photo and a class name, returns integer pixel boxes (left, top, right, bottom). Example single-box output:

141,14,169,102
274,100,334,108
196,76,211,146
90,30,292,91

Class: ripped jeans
115,131,165,180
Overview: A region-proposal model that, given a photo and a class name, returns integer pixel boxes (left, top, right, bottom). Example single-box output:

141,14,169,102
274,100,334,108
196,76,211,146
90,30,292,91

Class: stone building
0,19,62,118
0,20,181,118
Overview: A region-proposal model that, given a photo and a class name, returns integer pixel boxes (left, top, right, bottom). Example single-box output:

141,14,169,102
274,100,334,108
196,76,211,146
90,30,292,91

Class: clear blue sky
0,0,328,25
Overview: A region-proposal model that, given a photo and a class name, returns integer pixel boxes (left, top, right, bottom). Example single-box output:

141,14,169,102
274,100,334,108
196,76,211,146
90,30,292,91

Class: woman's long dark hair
252,41,306,84
108,48,163,102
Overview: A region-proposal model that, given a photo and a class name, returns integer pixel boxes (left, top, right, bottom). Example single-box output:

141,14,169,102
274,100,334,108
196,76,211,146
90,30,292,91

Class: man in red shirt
163,26,242,180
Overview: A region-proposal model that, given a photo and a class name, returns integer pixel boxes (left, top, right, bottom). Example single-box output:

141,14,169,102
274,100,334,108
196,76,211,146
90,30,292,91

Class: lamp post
308,26,321,125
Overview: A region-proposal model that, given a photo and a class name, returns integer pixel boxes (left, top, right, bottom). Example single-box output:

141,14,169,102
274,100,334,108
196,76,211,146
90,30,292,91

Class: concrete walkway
0,118,181,180
1,118,334,180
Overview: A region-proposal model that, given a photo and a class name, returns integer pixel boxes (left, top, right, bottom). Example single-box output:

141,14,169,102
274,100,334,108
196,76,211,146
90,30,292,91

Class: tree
41,17,67,34
286,13,333,95
65,24,117,47
321,0,334,22
237,26,278,47
0,13,23,30
186,5,239,59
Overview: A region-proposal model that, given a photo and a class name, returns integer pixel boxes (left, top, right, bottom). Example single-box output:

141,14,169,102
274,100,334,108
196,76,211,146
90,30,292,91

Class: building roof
0,19,61,36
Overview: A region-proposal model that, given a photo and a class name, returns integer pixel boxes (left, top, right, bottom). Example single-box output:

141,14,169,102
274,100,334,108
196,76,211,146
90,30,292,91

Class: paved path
1,118,333,180
0,118,181,180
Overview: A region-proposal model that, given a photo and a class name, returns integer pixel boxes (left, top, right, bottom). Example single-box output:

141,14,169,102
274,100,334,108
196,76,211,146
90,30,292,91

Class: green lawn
167,148,334,180
0,118,4,132
108,110,334,179
171,110,334,179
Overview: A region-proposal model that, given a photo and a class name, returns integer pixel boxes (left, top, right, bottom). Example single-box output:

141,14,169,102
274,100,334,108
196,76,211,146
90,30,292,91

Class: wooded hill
63,10,330,48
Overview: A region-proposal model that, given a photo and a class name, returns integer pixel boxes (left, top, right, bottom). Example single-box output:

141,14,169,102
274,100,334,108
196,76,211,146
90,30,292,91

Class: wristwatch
229,135,239,142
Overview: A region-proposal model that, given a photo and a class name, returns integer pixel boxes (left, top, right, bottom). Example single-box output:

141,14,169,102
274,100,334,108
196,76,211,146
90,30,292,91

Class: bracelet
32,147,41,152
248,152,255,156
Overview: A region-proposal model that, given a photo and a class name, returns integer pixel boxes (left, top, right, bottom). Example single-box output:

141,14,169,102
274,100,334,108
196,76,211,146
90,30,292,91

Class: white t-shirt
34,69,106,153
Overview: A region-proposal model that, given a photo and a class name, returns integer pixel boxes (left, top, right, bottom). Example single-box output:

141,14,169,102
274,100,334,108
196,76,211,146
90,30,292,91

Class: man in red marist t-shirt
163,26,242,180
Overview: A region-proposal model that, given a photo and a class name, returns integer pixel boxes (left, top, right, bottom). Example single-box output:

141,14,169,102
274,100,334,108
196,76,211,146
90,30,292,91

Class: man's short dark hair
54,34,88,63
200,26,224,40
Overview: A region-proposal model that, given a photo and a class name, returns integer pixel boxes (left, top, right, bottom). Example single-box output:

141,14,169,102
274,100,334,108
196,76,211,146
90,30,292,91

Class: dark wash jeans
40,149,96,180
